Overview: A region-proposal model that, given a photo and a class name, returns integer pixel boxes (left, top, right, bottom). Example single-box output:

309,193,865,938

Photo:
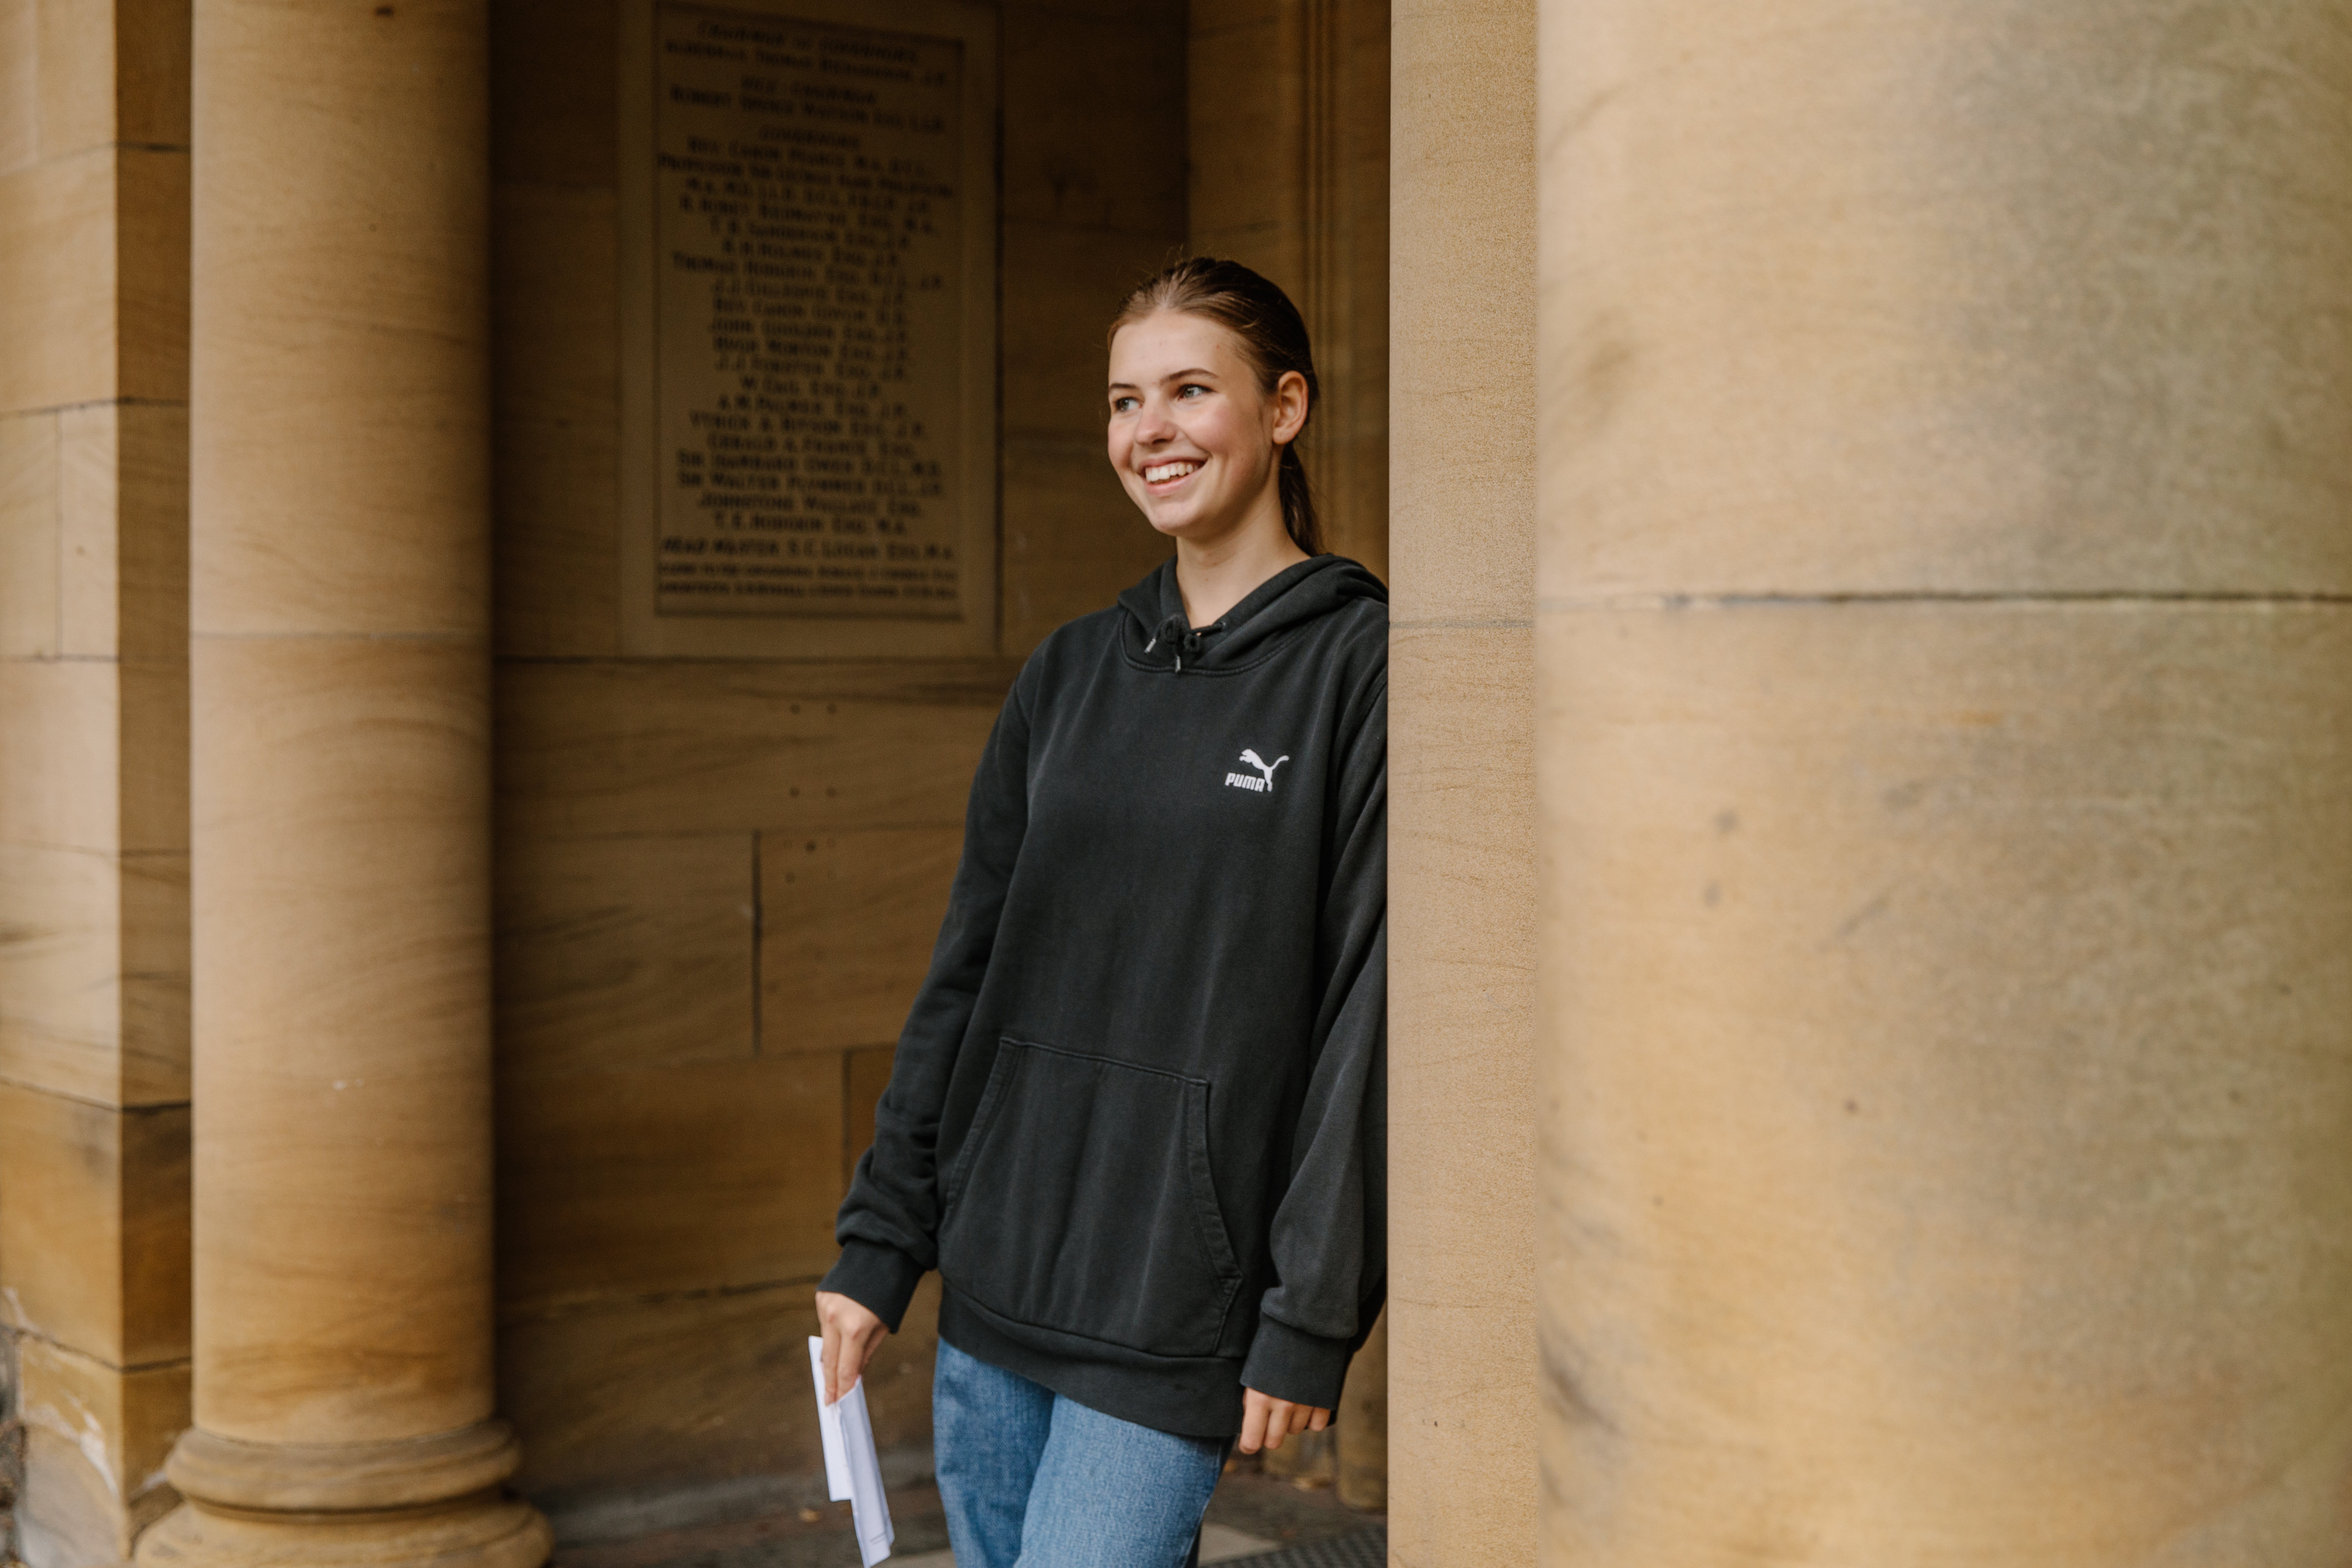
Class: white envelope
808,1336,896,1565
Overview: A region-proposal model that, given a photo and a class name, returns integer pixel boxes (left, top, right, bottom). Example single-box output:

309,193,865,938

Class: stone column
138,3,547,1566
1538,5,2352,1563
1386,0,1538,1557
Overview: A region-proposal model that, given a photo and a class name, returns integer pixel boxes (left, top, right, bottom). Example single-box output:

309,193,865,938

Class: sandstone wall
0,2,193,1561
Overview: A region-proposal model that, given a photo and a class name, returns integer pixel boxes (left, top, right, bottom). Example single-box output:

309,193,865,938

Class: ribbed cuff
819,1239,926,1332
1238,1314,1355,1411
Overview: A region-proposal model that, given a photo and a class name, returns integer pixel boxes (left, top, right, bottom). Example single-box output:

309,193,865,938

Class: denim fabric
933,1338,1225,1568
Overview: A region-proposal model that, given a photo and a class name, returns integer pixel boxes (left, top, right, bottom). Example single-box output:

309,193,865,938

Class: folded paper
808,1336,895,1566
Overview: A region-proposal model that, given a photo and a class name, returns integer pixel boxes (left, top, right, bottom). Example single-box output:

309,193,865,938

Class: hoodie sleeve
819,673,1032,1331
1240,669,1388,1410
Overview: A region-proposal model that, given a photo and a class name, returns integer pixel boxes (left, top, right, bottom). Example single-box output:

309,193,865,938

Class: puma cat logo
1224,749,1290,794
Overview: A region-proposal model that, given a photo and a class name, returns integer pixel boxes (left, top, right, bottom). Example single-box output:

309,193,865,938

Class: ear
1268,369,1310,446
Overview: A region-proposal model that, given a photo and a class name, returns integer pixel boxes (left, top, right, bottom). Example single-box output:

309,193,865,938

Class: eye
1176,383,1208,400
1110,395,1138,414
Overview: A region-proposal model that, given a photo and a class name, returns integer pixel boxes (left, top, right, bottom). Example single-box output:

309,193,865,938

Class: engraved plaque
622,0,997,657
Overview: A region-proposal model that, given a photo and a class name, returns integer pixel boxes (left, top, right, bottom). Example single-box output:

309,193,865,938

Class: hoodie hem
937,1286,1247,1440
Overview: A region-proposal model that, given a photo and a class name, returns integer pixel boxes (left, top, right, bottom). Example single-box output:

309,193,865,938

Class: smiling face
1106,310,1306,547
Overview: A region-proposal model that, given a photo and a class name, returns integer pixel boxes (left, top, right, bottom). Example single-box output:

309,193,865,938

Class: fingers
1239,1389,1340,1453
843,1322,880,1395
815,1290,886,1406
1238,1391,1271,1455
1262,1398,1296,1450
820,1316,844,1405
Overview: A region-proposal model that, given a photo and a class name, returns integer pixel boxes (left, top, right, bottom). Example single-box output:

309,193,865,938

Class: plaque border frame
618,0,1000,658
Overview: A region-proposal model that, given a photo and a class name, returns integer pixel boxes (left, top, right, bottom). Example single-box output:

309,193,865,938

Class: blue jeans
932,1338,1225,1568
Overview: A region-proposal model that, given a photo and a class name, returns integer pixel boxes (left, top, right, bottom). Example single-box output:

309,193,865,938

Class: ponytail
1277,444,1321,556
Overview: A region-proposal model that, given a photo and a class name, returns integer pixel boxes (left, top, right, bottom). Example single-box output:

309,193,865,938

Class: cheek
1202,411,1270,480
1181,405,1243,464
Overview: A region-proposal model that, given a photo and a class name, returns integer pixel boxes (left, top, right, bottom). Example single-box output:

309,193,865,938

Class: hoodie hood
1116,554,1388,673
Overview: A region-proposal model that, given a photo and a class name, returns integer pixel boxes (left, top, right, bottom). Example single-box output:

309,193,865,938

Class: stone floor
552,1456,1383,1568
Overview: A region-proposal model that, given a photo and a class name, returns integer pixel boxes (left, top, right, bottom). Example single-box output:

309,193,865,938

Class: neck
1173,490,1309,626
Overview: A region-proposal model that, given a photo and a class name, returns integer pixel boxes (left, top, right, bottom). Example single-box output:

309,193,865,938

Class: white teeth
1143,461,1199,483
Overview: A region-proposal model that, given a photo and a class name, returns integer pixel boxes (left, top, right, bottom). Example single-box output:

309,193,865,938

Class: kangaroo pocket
936,1038,1244,1357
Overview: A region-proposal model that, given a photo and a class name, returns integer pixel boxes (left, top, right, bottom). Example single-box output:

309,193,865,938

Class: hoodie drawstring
1144,612,1224,675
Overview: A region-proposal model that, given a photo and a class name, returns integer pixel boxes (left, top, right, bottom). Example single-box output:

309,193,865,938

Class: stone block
0,0,33,174
113,402,188,667
31,0,114,160
0,842,119,1104
0,850,184,1107
0,148,115,416
1002,12,1185,233
117,850,188,1107
1540,8,2352,603
497,1056,843,1313
491,0,615,189
116,657,186,858
0,1086,189,1367
117,0,191,150
760,828,962,1055
497,833,753,1078
1540,601,2352,1561
18,1423,127,1568
0,656,117,853
0,409,59,657
502,1276,940,1509
491,183,619,659
14,1337,188,1568
999,434,1167,659
60,400,186,665
496,660,1010,840
116,148,188,402
116,1103,188,1365
54,400,117,657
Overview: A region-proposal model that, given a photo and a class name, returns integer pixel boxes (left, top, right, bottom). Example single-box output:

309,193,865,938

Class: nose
1133,394,1179,446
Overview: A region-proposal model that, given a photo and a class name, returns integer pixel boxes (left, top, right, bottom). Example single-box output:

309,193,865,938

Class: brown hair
1108,257,1323,556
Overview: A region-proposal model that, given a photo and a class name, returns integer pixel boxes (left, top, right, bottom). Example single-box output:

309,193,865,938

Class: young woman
814,257,1387,1568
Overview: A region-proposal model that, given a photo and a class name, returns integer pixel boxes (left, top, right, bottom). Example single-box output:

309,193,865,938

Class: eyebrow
1105,368,1222,392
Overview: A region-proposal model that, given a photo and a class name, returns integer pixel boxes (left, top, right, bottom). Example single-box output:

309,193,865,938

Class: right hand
815,1290,890,1405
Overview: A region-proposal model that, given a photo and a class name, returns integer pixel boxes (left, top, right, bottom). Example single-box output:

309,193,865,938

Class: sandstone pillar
1538,5,2352,1563
138,4,547,1565
1386,0,1537,1556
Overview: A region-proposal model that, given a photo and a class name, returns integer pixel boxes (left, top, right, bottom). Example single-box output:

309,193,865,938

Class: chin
1146,511,1216,542
1133,499,1199,538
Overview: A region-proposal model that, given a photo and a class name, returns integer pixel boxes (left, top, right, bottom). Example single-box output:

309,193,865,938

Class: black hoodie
821,553,1388,1439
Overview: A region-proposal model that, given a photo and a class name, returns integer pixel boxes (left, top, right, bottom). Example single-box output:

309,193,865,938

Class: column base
135,1493,550,1568
134,1423,550,1568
